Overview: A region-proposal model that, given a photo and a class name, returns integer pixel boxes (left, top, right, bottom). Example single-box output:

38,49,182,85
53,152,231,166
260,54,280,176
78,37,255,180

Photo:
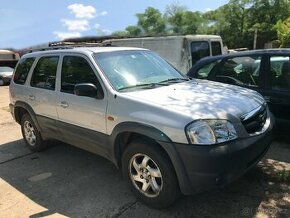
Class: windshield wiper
158,78,190,84
118,83,167,91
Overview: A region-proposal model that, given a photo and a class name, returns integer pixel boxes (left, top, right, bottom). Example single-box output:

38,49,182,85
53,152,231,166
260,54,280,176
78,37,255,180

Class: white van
102,35,224,74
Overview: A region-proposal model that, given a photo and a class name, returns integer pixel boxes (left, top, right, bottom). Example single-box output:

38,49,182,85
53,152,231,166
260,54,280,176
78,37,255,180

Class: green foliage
167,11,203,34
136,7,166,35
113,0,290,48
125,26,142,36
276,17,290,47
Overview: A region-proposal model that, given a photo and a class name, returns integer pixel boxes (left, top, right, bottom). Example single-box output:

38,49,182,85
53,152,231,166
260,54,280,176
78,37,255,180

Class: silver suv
9,47,273,208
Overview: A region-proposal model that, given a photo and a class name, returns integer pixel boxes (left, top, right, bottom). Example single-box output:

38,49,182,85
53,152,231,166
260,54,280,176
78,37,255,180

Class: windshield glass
94,50,185,91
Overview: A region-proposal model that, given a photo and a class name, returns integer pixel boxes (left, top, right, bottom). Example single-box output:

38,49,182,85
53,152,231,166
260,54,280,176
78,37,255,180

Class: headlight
186,120,237,145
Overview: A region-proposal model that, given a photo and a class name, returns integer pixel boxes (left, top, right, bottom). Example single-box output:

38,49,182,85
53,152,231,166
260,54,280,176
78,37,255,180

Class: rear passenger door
28,55,59,134
56,54,107,152
263,55,290,126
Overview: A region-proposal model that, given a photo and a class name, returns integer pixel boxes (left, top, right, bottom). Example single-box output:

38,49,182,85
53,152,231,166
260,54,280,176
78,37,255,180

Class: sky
0,0,228,49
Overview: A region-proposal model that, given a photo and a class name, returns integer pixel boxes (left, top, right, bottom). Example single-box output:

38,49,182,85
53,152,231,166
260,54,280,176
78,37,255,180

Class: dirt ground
0,85,289,218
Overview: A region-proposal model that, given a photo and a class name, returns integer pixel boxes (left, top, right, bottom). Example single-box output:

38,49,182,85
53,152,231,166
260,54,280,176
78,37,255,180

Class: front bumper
160,114,274,195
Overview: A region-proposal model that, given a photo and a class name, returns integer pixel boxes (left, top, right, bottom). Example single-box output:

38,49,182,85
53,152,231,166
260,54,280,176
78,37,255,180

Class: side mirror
74,83,100,98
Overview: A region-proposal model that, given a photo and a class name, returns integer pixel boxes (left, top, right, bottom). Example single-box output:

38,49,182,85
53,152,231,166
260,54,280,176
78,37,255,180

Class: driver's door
56,54,108,154
207,55,264,93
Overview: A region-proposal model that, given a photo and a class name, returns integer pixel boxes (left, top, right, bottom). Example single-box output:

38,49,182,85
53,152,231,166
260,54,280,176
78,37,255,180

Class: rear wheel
122,139,179,208
21,113,47,151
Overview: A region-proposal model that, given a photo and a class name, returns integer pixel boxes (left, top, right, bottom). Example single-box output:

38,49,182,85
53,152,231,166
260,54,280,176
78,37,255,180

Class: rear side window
61,56,103,96
270,56,290,90
211,41,222,56
30,56,59,90
13,58,35,84
191,42,210,66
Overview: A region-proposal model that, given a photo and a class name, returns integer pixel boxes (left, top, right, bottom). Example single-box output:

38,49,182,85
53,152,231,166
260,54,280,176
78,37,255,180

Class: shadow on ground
0,139,289,217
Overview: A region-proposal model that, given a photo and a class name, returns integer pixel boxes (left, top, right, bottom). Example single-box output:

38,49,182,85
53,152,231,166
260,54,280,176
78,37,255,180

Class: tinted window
270,56,290,90
30,56,59,90
13,58,35,84
191,42,210,65
195,61,220,79
211,41,222,56
213,56,261,87
61,56,102,95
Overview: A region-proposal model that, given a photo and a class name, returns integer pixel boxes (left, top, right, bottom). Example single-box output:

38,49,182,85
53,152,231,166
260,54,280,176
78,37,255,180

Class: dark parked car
187,49,290,133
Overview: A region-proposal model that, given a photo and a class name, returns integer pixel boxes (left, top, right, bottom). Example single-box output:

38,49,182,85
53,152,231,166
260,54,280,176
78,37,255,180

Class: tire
20,113,47,151
122,139,179,208
0,78,4,86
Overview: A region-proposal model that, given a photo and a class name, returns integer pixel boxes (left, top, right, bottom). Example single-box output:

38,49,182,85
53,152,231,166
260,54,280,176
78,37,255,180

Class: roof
187,48,290,75
104,34,222,42
196,48,290,64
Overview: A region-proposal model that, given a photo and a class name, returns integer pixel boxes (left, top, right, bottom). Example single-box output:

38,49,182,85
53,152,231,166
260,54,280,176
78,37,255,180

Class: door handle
58,101,69,108
28,95,35,101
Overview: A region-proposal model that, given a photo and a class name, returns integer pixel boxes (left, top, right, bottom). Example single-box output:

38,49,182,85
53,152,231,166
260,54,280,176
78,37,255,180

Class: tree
111,31,129,37
276,17,290,47
136,7,166,35
125,26,142,36
247,0,290,46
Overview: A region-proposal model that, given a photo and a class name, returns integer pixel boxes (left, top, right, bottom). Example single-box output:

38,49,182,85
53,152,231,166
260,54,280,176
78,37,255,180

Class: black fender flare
109,121,191,194
14,101,41,131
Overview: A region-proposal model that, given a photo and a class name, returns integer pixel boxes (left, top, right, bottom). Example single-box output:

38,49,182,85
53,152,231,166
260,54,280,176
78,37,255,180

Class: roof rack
49,41,102,47
28,45,74,53
28,41,103,53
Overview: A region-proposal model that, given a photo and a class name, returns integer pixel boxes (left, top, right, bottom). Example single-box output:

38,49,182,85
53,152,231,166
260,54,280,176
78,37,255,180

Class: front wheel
122,139,179,208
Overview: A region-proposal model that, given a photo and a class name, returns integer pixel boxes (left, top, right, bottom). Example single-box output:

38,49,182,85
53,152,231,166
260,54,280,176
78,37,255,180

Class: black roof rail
49,41,102,47
28,45,74,53
28,41,103,53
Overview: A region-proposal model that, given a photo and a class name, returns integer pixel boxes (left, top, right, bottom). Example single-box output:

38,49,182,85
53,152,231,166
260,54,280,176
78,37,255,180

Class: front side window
270,56,290,90
213,56,261,87
191,41,210,65
211,41,222,56
61,56,102,96
13,58,35,84
94,50,185,91
31,56,59,90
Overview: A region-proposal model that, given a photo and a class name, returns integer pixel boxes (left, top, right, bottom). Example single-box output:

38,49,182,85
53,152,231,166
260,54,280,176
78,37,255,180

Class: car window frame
58,53,106,99
30,55,60,91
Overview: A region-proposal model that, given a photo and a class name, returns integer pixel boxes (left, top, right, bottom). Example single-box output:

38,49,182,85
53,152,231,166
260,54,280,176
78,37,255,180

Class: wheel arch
14,101,41,130
110,122,191,194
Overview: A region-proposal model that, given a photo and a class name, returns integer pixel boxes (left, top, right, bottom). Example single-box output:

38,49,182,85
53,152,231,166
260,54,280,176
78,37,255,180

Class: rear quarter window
13,58,35,84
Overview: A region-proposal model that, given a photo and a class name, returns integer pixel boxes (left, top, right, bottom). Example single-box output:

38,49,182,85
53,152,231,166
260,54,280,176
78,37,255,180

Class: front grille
241,105,267,134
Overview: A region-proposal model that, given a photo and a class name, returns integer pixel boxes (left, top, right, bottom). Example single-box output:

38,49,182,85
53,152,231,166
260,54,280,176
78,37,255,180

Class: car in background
0,66,14,85
187,49,290,133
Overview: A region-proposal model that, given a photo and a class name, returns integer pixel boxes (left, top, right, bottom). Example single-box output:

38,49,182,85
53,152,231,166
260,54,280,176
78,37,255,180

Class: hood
123,79,265,121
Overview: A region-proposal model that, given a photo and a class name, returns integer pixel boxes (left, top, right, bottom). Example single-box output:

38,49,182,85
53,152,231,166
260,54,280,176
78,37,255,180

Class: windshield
0,66,14,72
94,50,185,91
